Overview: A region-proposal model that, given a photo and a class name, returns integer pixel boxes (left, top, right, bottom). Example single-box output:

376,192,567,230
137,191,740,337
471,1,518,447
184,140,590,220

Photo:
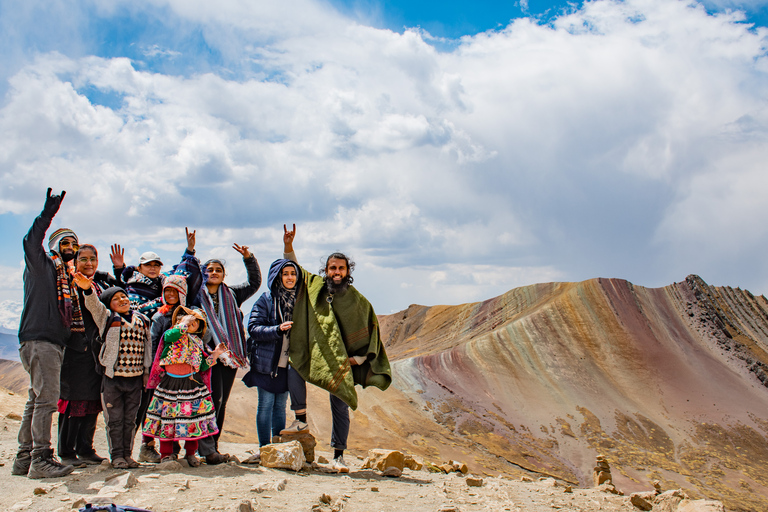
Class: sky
1,0,768,323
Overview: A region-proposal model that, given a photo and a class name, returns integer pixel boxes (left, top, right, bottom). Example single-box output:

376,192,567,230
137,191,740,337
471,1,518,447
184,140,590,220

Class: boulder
403,454,423,471
279,431,316,463
381,467,402,478
630,492,654,511
260,440,306,471
361,449,405,471
466,476,483,487
653,490,690,512
451,460,469,474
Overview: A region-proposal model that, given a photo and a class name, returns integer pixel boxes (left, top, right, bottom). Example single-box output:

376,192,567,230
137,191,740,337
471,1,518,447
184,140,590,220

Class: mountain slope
368,274,768,511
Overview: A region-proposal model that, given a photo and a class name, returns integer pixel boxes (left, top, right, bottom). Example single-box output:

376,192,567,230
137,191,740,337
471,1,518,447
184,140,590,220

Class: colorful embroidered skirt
142,374,219,441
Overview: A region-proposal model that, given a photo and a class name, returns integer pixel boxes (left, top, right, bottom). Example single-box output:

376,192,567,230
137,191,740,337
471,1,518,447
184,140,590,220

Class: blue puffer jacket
245,259,301,378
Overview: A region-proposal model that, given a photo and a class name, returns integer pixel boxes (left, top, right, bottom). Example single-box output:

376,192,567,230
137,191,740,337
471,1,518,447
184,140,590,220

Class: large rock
403,454,423,471
260,440,306,471
653,490,690,512
361,449,405,471
279,431,316,463
629,492,655,511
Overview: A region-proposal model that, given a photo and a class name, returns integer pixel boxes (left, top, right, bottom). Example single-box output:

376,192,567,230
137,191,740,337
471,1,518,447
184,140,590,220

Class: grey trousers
18,341,65,458
101,375,143,460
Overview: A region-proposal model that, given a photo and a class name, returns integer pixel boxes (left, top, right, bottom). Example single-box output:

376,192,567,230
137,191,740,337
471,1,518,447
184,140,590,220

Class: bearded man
281,224,391,473
12,189,78,479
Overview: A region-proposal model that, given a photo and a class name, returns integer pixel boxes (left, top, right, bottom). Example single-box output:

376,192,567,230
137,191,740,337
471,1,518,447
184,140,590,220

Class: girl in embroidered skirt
142,306,226,466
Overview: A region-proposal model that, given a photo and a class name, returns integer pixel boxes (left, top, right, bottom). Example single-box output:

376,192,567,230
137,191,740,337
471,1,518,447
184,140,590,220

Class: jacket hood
267,259,301,294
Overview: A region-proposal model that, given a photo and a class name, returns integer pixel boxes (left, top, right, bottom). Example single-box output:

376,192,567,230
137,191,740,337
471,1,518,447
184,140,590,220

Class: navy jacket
243,259,299,386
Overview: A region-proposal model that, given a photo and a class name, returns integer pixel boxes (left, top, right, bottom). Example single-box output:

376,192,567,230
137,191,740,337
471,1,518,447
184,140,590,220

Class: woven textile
142,374,218,441
113,314,148,377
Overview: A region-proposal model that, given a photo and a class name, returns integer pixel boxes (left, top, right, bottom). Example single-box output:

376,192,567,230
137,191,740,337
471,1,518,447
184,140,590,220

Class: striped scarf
51,252,84,333
199,284,248,368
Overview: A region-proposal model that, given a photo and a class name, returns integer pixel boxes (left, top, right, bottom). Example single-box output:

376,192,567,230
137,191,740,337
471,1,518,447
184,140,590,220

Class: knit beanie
162,274,188,306
48,228,78,253
100,286,128,309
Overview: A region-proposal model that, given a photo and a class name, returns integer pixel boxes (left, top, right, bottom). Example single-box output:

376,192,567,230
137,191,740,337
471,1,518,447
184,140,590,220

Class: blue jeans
256,388,288,447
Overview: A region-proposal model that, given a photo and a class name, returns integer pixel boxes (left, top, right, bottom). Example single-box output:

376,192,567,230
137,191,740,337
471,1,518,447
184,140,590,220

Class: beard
325,277,351,296
60,250,76,262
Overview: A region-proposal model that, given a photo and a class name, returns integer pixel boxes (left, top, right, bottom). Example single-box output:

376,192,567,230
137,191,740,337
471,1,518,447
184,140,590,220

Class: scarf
276,281,297,323
51,252,84,333
199,284,248,368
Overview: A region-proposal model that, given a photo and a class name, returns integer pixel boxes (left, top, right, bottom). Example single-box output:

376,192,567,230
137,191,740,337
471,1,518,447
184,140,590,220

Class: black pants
101,375,143,460
57,411,98,458
288,367,349,450
210,364,237,445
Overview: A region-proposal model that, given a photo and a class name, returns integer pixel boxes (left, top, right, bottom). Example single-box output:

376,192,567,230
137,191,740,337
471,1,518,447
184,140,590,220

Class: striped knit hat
162,274,188,306
48,228,78,253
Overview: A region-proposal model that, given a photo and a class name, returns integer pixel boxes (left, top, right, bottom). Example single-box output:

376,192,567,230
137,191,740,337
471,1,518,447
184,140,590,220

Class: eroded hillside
370,275,768,511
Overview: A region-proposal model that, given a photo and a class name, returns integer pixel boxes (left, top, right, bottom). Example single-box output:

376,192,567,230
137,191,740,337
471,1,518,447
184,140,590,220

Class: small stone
317,455,329,464
33,487,47,495
439,464,454,473
320,493,332,504
466,477,483,487
235,500,254,512
371,486,379,492
564,486,573,493
251,483,270,493
520,476,534,482
381,466,402,478
677,499,726,512
438,505,460,512
280,431,317,463
630,492,654,511
157,459,184,471
361,449,405,471
274,478,288,491
261,441,306,471
72,498,87,509
6,412,22,421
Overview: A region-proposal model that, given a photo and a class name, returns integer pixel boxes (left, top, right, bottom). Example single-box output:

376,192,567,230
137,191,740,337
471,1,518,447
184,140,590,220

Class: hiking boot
27,450,75,479
138,443,161,463
330,455,349,474
186,454,201,467
280,419,309,435
60,455,87,468
205,452,229,465
11,450,31,476
77,452,106,465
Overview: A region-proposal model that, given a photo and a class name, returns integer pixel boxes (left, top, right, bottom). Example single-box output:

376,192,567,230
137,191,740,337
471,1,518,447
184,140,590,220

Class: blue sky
1,0,768,325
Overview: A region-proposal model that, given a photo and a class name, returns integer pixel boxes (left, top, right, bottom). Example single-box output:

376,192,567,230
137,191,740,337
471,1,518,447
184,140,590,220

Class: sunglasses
60,240,79,250
77,257,98,264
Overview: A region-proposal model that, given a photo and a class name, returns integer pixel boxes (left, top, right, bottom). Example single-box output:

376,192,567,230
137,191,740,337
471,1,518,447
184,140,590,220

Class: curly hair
319,252,355,285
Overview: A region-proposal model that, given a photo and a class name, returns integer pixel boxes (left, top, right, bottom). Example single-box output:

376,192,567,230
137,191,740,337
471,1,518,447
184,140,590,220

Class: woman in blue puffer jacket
243,258,301,447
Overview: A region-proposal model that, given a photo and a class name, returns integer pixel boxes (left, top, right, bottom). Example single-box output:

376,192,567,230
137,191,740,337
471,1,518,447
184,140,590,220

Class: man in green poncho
280,224,391,473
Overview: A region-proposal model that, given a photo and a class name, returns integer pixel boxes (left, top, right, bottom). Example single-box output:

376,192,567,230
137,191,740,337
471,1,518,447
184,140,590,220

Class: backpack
79,504,152,512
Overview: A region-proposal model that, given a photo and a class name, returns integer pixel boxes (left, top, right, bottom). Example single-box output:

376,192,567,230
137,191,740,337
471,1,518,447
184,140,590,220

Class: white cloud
1,0,768,312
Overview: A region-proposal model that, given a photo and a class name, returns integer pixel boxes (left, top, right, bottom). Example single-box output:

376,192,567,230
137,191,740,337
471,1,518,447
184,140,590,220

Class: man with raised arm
281,224,391,473
13,189,77,479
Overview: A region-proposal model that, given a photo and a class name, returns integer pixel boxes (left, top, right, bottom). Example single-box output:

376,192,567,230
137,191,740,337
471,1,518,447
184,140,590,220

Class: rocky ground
0,389,722,512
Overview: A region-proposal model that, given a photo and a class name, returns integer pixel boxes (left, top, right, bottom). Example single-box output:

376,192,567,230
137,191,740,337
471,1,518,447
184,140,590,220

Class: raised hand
110,244,125,268
72,271,92,290
232,243,252,259
185,227,196,252
283,223,296,252
279,321,293,332
42,188,66,218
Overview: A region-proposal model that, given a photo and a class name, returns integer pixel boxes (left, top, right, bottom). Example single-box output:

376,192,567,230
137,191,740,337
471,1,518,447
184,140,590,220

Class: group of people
12,188,391,479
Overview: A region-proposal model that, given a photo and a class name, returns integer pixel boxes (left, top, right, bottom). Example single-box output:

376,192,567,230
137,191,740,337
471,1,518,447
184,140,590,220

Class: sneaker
124,457,140,468
60,456,87,468
330,455,349,474
138,443,161,463
77,452,106,465
160,455,177,463
27,450,75,479
280,419,309,435
205,452,229,465
11,451,31,476
243,453,260,464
